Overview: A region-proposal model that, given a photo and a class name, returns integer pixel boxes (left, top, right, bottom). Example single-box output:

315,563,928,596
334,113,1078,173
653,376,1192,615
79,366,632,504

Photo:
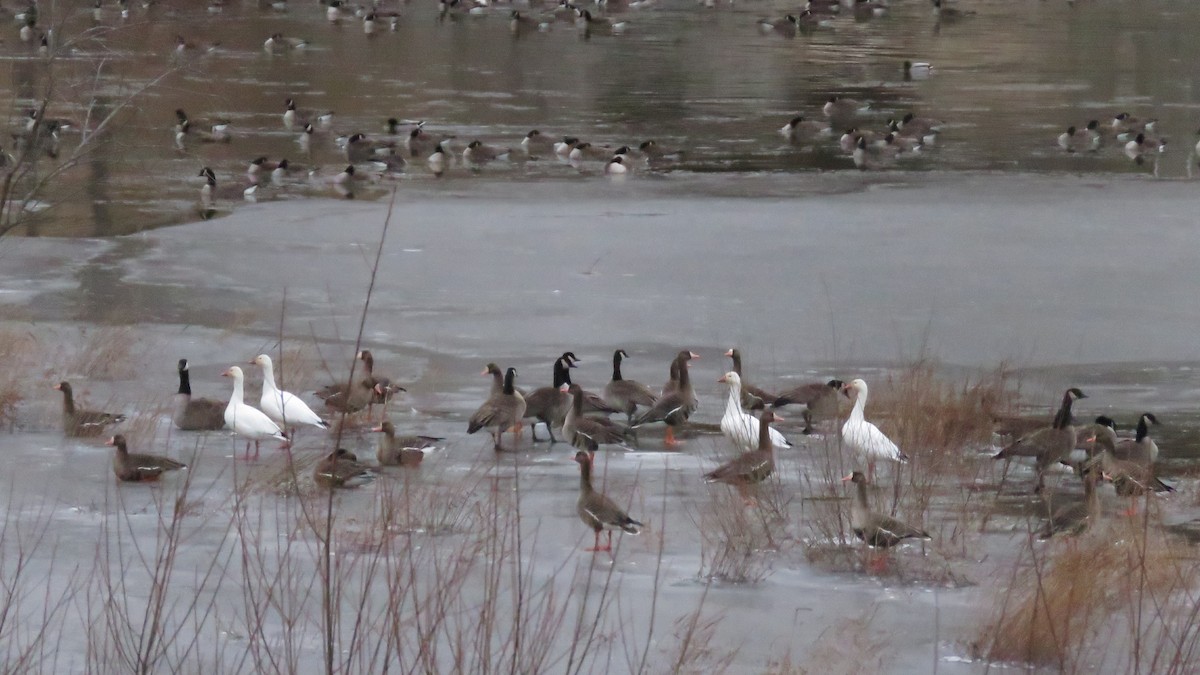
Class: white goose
719,371,792,451
251,354,330,431
841,378,907,481
223,365,289,459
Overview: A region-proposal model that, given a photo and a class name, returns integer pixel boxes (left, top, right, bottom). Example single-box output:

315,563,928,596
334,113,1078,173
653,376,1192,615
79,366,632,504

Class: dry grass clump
977,512,1200,671
0,329,37,428
67,326,142,380
693,480,786,584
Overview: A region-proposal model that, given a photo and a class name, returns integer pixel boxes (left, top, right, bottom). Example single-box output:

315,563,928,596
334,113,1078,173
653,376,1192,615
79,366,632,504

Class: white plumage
222,366,288,458
252,354,330,430
840,378,907,481
719,371,791,451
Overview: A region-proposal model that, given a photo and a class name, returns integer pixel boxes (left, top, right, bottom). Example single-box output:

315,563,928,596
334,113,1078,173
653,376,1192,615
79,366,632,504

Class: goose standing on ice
840,379,908,482
222,365,289,459
251,354,330,431
719,371,791,452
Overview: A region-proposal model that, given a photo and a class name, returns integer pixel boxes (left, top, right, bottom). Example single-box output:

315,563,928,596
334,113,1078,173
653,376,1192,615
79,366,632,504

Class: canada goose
427,143,449,174
173,359,225,431
758,14,797,36
852,136,896,170
841,379,908,482
313,449,376,489
637,139,682,162
780,115,832,140
575,9,627,34
109,435,187,483
603,349,658,424
467,367,526,450
772,379,844,434
463,140,510,165
1058,126,1082,152
554,136,580,156
283,98,333,132
604,156,628,175
1037,465,1100,539
931,0,973,20
1124,133,1166,159
993,388,1087,494
510,10,549,32
521,356,573,443
55,381,125,437
1093,447,1174,498
805,0,841,14
568,142,614,162
1114,412,1160,464
1111,112,1157,140
198,167,257,206
521,129,557,156
175,109,230,145
824,96,870,118
722,349,776,410
574,450,642,553
263,33,307,53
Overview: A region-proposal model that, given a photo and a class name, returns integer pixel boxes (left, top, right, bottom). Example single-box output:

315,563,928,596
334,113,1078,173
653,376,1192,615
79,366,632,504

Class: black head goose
521,356,574,443
843,470,931,570
575,9,627,35
197,167,257,206
554,136,580,157
568,142,614,163
1113,413,1159,464
467,367,527,451
174,109,230,147
563,384,630,452
54,381,125,437
758,14,797,37
603,349,658,424
1112,112,1157,139
771,379,844,434
631,350,699,447
993,387,1086,494
510,10,549,33
931,0,973,20
520,129,557,156
779,115,832,141
463,140,511,165
314,448,376,489
373,420,440,467
823,95,870,119
723,348,777,411
704,410,779,487
575,450,642,553
1037,464,1100,539
557,352,619,415
109,434,186,483
283,98,333,132
263,33,307,53
604,155,628,175
173,358,225,431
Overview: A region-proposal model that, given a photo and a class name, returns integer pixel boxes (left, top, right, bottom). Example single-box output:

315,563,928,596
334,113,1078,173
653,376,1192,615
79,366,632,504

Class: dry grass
0,328,37,428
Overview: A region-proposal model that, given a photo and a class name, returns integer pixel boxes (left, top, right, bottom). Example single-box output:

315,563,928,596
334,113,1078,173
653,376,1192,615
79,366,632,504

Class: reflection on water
3,0,1200,236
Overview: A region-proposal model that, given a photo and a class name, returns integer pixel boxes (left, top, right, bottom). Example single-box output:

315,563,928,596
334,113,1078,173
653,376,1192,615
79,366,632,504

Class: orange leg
585,530,605,552
1122,503,1139,517
664,426,678,448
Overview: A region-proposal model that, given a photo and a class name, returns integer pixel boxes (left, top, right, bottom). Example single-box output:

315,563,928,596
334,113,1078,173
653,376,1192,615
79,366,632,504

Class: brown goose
54,381,125,437
632,351,698,447
373,420,440,467
315,350,377,414
1091,443,1173,499
724,348,778,411
993,388,1087,494
563,384,629,452
603,349,658,424
771,379,845,434
313,448,376,488
1038,465,1100,539
358,349,396,406
558,352,620,415
574,450,642,552
660,355,681,397
521,356,573,443
173,358,226,431
109,435,187,482
484,362,529,398
843,470,931,549
468,367,527,451
704,410,779,486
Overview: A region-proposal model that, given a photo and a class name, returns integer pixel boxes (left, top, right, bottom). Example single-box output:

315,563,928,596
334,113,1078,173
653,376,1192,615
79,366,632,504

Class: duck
723,348,777,410
903,60,933,80
563,384,630,452
467,366,527,451
54,381,125,437
719,372,791,452
251,354,329,431
575,9,627,34
841,379,908,483
463,140,510,165
758,14,797,36
313,449,376,489
704,410,779,489
779,115,832,141
631,350,699,447
823,96,870,118
521,356,574,443
109,434,187,483
1038,465,1100,539
771,379,845,435
843,470,931,553
173,359,225,431
993,387,1087,494
521,129,557,156
373,420,439,467
221,365,289,460
283,98,333,132
603,349,659,424
574,450,642,553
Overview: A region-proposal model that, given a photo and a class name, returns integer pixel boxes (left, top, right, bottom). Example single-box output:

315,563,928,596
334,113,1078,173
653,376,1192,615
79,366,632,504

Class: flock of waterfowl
49,342,1171,561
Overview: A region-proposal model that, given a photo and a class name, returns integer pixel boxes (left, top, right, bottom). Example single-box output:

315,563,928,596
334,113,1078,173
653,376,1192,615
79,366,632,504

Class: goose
427,143,449,173
269,159,303,185
1093,447,1174,498
283,98,333,132
758,14,797,36
463,140,510,165
779,115,832,140
54,382,125,437
852,136,896,170
222,365,289,459
1112,112,1157,139
1057,126,1082,152
823,96,870,118
175,109,230,145
636,139,683,162
575,9,627,34
173,359,225,431
1124,133,1166,159
373,420,439,467
993,387,1086,494
1038,465,1100,539
897,112,944,136
839,127,877,152
772,379,845,434
719,372,791,452
841,379,908,482
563,384,629,452
1113,412,1159,464
467,367,527,451
723,348,777,410
603,349,658,424
251,354,330,431
631,350,698,447
263,33,307,53
931,0,973,20
247,156,281,178
521,356,573,443
313,448,376,489
108,434,187,483
554,136,580,157
557,352,620,415
521,129,557,156
198,167,257,206
568,142,614,162
796,8,833,27
704,410,779,488
574,450,642,553
510,10,549,32
805,0,841,14
315,350,377,414
843,470,931,554
483,362,529,399
604,156,628,175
